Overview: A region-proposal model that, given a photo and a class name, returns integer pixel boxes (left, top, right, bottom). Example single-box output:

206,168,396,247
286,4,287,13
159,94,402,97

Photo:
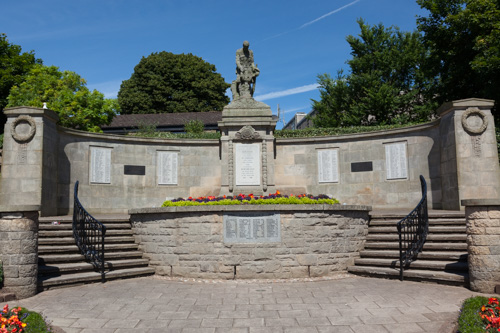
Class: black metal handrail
73,181,107,282
396,175,429,281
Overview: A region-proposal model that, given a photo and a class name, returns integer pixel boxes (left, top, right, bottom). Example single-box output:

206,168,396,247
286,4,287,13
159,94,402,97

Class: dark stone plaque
124,165,146,175
351,161,373,173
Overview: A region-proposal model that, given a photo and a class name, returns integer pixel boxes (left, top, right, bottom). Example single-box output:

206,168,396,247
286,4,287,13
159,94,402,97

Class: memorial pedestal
218,98,276,196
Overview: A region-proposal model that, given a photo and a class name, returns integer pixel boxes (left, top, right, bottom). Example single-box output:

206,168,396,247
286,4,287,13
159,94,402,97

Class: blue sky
3,0,427,129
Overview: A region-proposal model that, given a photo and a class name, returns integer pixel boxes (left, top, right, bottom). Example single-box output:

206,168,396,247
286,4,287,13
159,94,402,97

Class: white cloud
254,83,320,101
300,0,361,29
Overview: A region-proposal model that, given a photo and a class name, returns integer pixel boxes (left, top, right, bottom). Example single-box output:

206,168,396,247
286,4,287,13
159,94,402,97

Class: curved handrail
396,175,429,281
72,181,107,282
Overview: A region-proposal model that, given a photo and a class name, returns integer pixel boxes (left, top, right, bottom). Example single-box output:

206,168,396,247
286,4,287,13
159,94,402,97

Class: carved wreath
11,115,36,143
235,125,260,140
461,107,488,134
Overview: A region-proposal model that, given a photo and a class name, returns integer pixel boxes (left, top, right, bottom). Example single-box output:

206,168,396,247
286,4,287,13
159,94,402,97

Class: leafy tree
0,33,42,133
312,20,436,127
7,65,117,132
184,119,204,134
118,52,230,114
417,0,500,113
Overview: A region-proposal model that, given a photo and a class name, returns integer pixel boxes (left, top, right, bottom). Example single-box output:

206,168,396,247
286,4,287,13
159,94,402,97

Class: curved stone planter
129,204,371,279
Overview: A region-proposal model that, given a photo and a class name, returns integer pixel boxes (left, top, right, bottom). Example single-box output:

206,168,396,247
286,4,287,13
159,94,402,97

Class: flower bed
458,296,500,332
162,192,339,207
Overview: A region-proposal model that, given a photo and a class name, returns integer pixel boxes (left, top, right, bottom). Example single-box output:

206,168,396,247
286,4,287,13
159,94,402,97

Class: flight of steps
37,215,155,290
348,211,469,286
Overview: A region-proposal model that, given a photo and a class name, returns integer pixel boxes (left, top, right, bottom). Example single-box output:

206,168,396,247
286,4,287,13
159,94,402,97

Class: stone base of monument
218,97,277,196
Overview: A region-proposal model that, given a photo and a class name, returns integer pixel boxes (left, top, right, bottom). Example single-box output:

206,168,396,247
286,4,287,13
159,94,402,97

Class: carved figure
231,41,260,100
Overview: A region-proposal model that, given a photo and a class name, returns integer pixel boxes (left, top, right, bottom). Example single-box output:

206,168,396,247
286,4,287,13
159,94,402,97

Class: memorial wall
1,98,499,215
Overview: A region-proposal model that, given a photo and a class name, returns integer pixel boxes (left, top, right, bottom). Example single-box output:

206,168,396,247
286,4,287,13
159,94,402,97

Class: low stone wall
129,205,370,279
0,206,39,299
462,199,500,294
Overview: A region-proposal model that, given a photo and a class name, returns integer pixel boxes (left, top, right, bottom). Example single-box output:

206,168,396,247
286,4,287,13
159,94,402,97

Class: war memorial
0,42,499,299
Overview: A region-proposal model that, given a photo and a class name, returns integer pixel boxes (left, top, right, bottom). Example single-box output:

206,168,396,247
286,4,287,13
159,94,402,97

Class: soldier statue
231,41,260,100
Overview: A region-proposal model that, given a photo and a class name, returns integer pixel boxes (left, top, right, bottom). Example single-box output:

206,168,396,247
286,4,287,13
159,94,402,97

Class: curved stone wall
129,205,370,279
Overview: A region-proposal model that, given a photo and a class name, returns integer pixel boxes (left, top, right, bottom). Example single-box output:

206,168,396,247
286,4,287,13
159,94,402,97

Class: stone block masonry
462,199,500,294
129,205,370,279
0,206,39,299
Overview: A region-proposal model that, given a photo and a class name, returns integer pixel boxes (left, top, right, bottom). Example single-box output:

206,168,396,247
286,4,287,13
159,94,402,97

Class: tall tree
0,33,42,133
118,52,230,114
7,65,117,132
417,0,500,110
312,20,436,128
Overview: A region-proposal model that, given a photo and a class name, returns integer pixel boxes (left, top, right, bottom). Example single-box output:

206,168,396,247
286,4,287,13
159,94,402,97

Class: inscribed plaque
318,149,339,183
385,142,408,180
90,147,112,184
235,143,260,186
157,151,178,185
223,212,281,243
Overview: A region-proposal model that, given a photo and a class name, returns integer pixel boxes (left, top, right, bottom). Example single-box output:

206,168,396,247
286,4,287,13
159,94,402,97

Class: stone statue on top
231,41,260,100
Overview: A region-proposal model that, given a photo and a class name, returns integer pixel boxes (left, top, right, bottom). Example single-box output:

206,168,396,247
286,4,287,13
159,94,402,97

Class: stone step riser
359,251,467,261
368,227,466,233
354,259,468,271
366,235,466,241
39,230,133,237
39,224,132,231
39,237,136,245
39,260,150,276
39,251,144,264
364,242,467,250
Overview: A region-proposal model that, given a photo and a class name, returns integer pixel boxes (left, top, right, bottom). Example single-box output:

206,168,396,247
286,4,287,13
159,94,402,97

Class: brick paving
1,274,483,333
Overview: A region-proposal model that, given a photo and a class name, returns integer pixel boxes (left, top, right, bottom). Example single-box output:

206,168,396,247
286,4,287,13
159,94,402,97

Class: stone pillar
218,98,276,196
437,99,500,210
462,199,500,294
1,107,59,216
0,206,40,299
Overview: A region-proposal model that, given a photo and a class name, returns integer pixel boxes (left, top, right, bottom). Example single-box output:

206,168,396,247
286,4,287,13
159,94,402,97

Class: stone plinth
129,204,370,279
0,206,40,299
462,199,500,294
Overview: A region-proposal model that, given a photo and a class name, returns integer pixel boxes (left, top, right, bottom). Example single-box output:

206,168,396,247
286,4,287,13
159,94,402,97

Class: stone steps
348,211,469,286
366,234,466,242
38,267,156,290
38,215,154,290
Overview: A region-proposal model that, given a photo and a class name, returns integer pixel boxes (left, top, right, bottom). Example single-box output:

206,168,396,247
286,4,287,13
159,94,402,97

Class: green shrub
458,296,489,333
184,119,204,134
275,123,422,138
19,307,51,333
0,133,3,149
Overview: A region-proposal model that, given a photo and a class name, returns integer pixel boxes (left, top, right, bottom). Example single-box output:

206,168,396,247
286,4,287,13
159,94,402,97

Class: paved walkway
3,275,483,333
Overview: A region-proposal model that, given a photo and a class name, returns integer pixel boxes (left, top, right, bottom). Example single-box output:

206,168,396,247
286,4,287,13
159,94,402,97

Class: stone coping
0,205,41,213
461,199,500,206
129,204,371,215
275,119,440,144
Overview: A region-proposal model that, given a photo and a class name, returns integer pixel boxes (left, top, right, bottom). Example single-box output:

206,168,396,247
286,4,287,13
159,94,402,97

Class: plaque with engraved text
235,143,260,186
223,212,280,243
157,151,178,185
385,142,408,180
90,146,112,184
318,149,339,183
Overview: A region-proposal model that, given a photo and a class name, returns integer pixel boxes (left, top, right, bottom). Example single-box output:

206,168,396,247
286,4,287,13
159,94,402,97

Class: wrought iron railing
73,181,107,282
396,175,429,281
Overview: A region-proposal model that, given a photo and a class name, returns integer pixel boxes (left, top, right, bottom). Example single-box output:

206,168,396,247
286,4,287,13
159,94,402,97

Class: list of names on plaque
223,213,281,243
385,142,408,180
157,151,178,185
235,143,260,186
90,147,111,184
317,149,339,183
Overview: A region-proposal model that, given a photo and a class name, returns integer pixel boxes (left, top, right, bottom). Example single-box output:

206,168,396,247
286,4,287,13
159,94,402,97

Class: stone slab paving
1,275,485,333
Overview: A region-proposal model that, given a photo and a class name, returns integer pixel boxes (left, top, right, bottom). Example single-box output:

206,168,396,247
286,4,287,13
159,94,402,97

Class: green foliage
162,197,339,207
313,20,437,127
458,296,489,332
275,122,421,138
118,52,230,114
7,64,118,132
0,133,3,149
19,307,51,332
184,119,204,134
129,130,220,140
0,33,42,133
417,0,500,112
136,121,159,137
